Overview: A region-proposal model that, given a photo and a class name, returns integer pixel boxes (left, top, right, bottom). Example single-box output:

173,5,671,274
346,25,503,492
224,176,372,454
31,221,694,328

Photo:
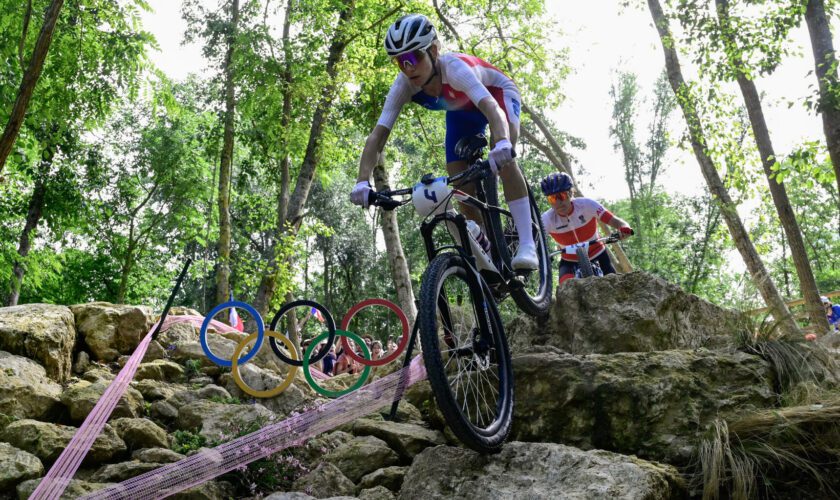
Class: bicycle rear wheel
419,252,513,453
483,174,552,316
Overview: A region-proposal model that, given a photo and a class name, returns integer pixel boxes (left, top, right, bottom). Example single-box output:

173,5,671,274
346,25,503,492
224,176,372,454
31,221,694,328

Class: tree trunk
805,0,840,205
8,171,48,306
716,0,829,333
253,0,355,315
647,0,800,336
373,157,417,325
214,0,240,307
0,0,64,174
253,0,294,318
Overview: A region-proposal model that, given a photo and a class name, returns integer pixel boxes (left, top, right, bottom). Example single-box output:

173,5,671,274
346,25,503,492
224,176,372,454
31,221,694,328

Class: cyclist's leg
558,259,576,284
445,110,490,223
492,95,536,269
593,251,616,275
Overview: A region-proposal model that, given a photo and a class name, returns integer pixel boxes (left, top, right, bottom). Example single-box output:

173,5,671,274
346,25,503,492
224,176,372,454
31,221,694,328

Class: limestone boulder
349,418,445,461
400,442,687,499
0,351,62,420
0,442,43,490
17,478,115,500
358,486,394,500
168,480,236,500
61,379,145,423
292,462,356,498
219,364,316,416
70,302,153,362
90,460,163,482
0,304,76,382
2,419,126,464
325,435,400,483
357,466,406,493
511,348,777,465
175,400,275,440
135,359,185,381
132,447,185,464
111,417,170,450
508,272,742,355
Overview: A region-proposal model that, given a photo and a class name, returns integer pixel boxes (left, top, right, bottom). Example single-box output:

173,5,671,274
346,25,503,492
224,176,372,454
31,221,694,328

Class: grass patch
171,429,207,455
697,404,840,499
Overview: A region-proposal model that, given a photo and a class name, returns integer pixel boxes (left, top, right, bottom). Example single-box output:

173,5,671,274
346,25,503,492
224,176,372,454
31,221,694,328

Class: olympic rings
232,331,299,398
200,300,264,367
340,298,410,366
303,330,371,398
268,299,336,367
197,298,409,398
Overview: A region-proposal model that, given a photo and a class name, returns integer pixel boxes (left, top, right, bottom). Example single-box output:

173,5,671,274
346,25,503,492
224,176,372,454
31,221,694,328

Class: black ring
268,299,336,367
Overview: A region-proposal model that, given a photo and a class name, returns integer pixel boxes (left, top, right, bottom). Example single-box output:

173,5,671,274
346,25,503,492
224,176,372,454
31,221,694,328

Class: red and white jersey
541,198,615,261
377,53,521,129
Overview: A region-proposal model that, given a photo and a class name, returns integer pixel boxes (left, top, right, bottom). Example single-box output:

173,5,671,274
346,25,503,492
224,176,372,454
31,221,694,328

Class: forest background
0,0,838,333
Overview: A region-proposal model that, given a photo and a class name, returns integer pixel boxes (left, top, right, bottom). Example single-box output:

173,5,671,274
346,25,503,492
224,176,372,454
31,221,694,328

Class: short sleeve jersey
376,53,521,129
541,198,615,261
829,304,840,328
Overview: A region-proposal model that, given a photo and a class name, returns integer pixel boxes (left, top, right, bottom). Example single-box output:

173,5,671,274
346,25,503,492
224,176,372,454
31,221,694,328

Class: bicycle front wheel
576,247,595,278
419,252,513,453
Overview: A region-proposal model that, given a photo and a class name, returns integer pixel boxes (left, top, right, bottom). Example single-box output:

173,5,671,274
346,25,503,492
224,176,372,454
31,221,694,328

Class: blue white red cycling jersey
829,304,840,329
376,53,521,162
541,198,615,262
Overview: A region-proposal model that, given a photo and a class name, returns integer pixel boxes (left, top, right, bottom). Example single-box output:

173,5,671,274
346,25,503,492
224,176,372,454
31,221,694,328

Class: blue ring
199,300,264,367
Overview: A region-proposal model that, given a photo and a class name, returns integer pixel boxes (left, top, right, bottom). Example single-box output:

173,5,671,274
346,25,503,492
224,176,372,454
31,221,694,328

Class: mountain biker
349,13,538,270
540,172,633,284
823,296,840,332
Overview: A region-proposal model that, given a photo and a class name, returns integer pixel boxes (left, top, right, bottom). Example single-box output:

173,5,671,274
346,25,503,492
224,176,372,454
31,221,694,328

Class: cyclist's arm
605,214,631,232
358,125,391,183
446,57,511,144
476,97,511,145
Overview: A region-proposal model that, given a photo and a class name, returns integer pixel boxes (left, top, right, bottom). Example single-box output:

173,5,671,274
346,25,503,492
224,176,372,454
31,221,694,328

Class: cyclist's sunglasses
547,191,571,204
392,49,426,71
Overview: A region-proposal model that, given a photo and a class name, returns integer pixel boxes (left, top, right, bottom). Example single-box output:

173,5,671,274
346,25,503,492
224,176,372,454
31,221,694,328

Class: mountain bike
550,232,625,279
369,135,551,453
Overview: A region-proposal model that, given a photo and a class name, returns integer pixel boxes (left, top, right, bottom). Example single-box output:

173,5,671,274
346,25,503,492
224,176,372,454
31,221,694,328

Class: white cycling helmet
822,295,831,305
384,14,437,57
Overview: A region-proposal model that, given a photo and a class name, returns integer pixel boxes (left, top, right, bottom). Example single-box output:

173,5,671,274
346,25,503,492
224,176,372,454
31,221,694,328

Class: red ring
340,298,410,366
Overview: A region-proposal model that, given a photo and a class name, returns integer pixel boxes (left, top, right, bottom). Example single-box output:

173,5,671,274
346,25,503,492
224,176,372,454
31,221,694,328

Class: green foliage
209,395,242,405
171,429,207,455
183,359,202,379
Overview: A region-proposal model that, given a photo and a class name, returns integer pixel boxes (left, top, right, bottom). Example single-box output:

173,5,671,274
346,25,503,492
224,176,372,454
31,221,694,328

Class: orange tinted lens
547,194,558,203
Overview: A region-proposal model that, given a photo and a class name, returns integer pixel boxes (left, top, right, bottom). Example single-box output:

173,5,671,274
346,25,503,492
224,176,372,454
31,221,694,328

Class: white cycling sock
508,197,534,249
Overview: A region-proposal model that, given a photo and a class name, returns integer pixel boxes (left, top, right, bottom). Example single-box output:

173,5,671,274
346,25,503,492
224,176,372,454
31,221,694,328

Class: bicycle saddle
454,134,488,163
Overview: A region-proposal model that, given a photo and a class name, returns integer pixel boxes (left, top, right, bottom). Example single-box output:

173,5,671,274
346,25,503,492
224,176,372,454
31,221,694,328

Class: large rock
0,304,76,382
349,418,445,461
511,348,777,465
508,272,742,355
111,417,170,450
135,360,185,381
0,351,62,420
90,460,163,482
292,462,356,498
0,442,43,490
70,302,153,362
175,400,275,440
61,379,145,423
325,435,400,482
1,419,126,464
400,442,687,499
17,478,116,500
357,466,406,493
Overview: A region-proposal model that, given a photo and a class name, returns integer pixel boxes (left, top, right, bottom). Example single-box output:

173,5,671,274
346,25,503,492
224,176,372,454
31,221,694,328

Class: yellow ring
231,330,299,398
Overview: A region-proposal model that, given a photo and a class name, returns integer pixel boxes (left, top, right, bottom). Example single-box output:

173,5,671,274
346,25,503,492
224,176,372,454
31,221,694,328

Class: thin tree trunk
716,0,829,332
647,0,800,336
253,0,294,318
215,0,240,307
0,0,64,175
373,156,417,325
8,170,48,306
254,0,355,314
805,0,840,205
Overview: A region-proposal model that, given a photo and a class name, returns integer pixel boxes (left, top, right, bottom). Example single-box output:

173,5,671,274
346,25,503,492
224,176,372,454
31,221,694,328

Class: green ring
303,329,371,398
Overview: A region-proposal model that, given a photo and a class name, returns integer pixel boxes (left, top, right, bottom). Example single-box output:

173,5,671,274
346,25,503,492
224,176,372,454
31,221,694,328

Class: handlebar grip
370,191,401,211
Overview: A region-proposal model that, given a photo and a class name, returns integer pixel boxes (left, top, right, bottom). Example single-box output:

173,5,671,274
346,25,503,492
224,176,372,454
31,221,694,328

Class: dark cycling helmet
384,14,437,57
540,172,573,196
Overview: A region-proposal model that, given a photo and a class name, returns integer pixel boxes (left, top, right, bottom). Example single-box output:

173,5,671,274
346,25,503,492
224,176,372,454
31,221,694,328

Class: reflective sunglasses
547,191,570,204
392,49,426,71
